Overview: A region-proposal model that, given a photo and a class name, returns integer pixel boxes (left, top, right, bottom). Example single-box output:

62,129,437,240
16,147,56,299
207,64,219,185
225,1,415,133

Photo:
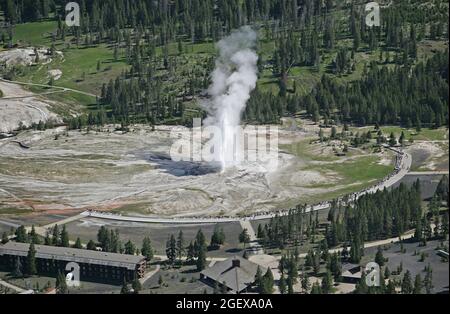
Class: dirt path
0,78,99,98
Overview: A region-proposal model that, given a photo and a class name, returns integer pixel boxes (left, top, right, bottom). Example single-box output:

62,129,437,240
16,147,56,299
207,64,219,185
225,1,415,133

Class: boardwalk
82,150,411,225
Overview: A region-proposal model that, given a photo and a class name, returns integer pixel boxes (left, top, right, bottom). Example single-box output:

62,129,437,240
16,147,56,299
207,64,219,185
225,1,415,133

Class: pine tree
321,271,333,294
13,257,23,278
262,268,274,294
254,265,263,292
401,270,413,294
166,234,177,265
375,247,386,266
350,236,362,263
142,237,154,262
55,270,68,294
44,232,51,245
424,264,433,294
239,228,251,249
301,272,310,293
279,275,287,294
15,226,28,243
386,280,396,294
29,227,40,246
355,273,369,294
310,282,322,294
187,241,196,264
52,224,60,246
210,225,225,249
120,279,130,294
2,232,9,244
132,277,142,294
26,242,37,276
413,274,423,294
87,240,97,250
389,132,397,147
176,230,185,262
73,237,83,249
384,266,391,279
60,226,69,247
124,240,136,255
196,247,207,271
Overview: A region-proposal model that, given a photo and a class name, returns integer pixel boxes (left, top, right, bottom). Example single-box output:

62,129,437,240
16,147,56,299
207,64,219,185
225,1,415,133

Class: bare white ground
0,48,63,67
0,126,335,217
0,80,61,133
48,69,62,81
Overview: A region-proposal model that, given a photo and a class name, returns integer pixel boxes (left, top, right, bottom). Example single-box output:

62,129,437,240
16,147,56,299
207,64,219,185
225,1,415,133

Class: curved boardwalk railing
83,147,412,225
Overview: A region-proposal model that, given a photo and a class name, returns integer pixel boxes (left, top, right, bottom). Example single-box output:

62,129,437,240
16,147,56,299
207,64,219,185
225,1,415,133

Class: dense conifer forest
1,0,448,128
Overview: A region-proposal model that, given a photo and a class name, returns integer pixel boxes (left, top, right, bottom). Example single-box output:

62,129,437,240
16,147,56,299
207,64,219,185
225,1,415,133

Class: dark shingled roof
0,242,145,270
201,256,266,293
342,263,363,279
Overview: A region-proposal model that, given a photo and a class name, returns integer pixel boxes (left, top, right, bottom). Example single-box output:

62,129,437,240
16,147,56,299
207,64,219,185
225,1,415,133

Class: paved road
273,230,417,261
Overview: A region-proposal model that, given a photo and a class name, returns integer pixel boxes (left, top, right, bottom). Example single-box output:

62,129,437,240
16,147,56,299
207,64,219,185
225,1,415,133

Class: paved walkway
240,220,264,255
407,171,449,176
153,255,227,263
0,279,26,293
24,213,86,238
139,265,160,285
0,219,21,228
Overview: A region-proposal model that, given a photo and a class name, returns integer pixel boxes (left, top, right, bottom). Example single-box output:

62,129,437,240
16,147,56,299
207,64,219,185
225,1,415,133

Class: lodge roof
201,256,266,293
0,242,145,270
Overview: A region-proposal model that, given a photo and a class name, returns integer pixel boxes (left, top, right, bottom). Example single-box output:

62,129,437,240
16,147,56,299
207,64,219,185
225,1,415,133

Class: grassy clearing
281,139,340,162
12,21,58,46
378,126,449,141
8,22,129,108
350,125,449,142
21,45,129,106
278,135,394,205
281,136,370,162
295,155,393,204
312,156,393,186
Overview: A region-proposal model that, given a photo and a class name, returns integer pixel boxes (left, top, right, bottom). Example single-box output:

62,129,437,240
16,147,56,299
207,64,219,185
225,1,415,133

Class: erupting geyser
203,26,259,171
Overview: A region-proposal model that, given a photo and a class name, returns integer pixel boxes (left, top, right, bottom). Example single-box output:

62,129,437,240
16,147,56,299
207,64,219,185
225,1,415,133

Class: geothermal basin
0,122,385,218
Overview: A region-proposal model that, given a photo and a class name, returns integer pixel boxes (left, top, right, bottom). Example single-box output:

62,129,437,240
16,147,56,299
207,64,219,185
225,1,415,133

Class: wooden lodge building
0,242,146,283
200,256,266,294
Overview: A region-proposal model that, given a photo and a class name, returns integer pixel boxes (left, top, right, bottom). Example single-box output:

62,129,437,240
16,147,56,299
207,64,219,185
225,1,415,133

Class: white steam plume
202,26,259,171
